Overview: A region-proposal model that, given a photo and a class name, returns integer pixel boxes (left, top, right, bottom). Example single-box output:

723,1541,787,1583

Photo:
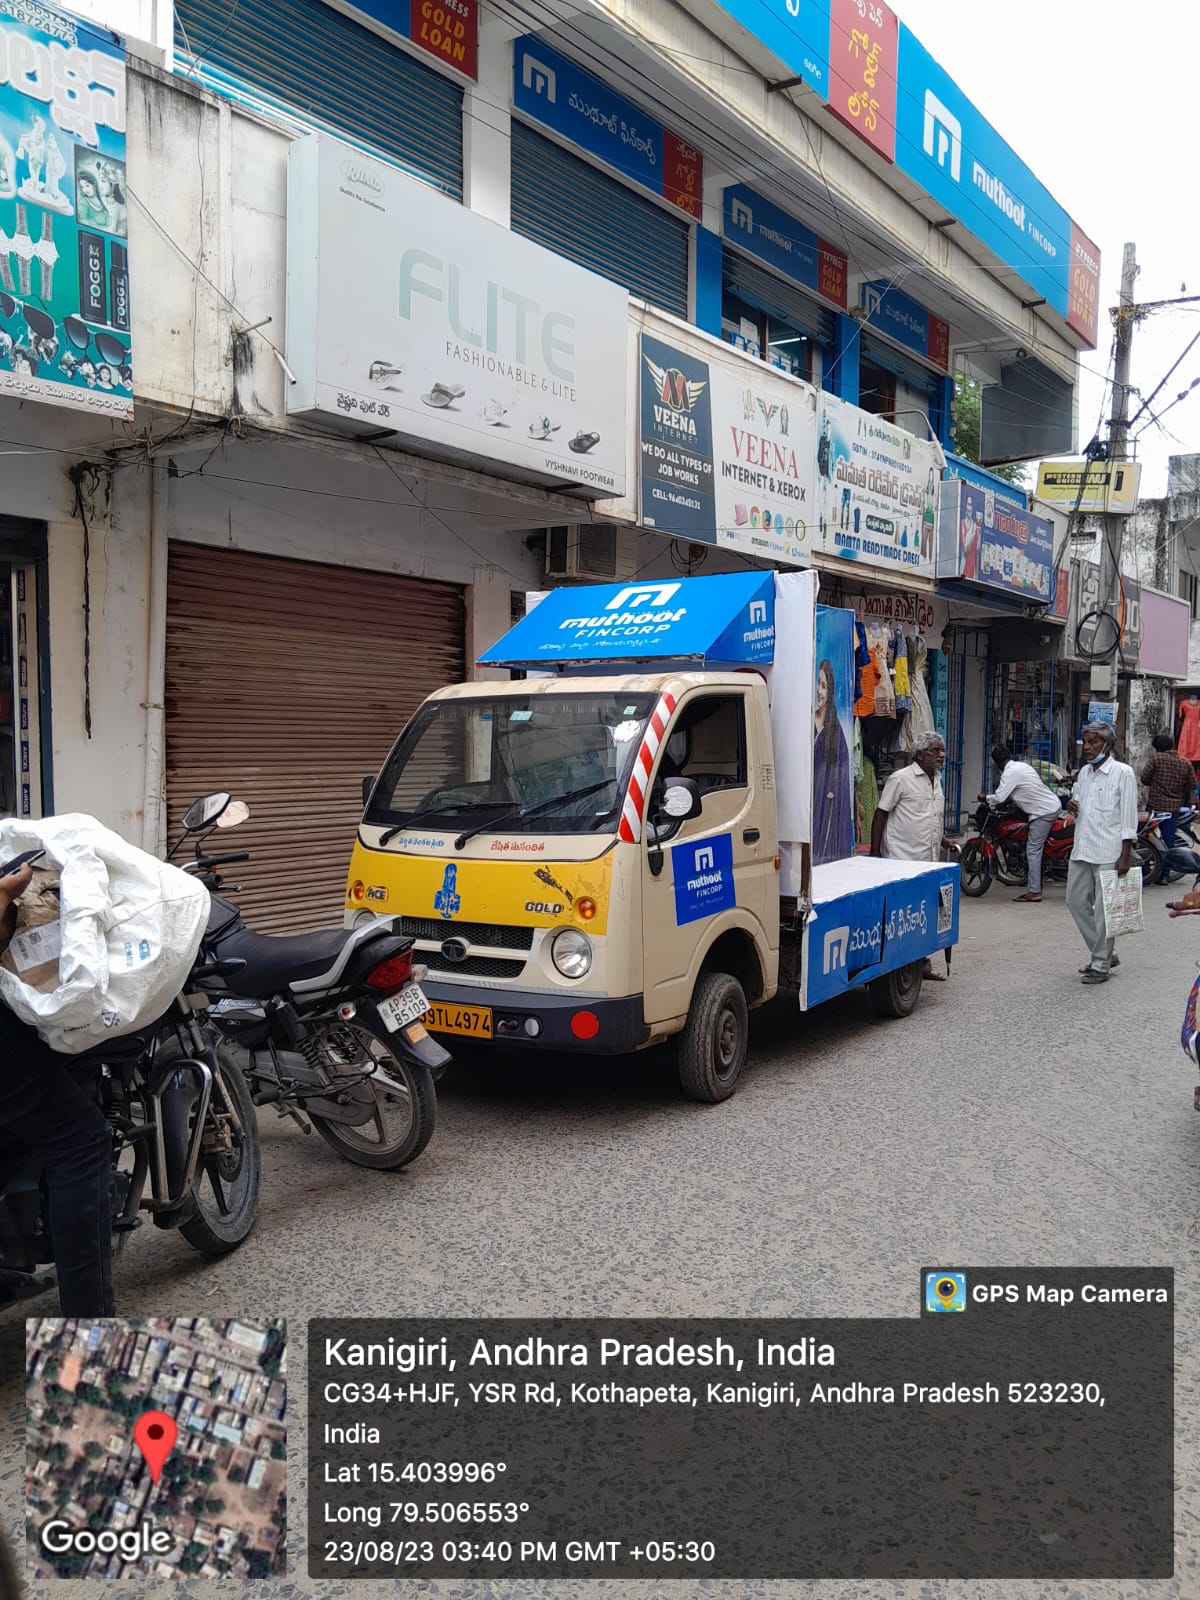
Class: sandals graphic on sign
673,833,735,925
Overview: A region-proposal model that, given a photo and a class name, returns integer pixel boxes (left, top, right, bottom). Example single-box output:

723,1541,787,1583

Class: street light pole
1092,241,1138,699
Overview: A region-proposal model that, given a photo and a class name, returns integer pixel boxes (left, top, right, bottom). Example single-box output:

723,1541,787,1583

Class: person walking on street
1140,732,1195,851
1066,721,1138,985
984,745,1062,903
870,732,953,980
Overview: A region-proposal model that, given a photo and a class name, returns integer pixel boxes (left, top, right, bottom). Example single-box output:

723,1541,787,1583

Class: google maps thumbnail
25,1317,287,1579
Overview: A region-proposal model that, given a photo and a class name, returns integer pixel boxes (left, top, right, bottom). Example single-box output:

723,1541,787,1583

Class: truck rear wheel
868,959,925,1019
677,972,748,1103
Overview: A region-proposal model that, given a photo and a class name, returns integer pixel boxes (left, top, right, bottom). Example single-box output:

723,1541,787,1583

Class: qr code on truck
937,884,953,935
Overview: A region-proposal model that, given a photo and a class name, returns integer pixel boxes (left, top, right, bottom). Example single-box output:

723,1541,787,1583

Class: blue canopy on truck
478,573,777,669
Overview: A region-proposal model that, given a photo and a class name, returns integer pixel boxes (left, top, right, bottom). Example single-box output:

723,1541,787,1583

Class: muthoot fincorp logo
340,160,383,195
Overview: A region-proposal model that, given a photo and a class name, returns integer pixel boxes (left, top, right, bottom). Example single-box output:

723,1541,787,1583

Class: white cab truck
346,572,959,1101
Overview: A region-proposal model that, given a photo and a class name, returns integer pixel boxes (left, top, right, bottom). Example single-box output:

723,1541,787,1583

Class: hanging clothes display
892,625,911,712
901,637,937,752
863,621,895,718
1178,696,1200,763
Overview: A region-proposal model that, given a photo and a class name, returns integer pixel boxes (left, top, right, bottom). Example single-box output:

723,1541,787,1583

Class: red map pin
133,1411,178,1484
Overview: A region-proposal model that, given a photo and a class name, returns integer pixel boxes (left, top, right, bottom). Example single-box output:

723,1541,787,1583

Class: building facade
0,0,1099,918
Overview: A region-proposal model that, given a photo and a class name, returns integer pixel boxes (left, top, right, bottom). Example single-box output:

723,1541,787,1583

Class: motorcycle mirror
182,792,232,832
215,800,250,829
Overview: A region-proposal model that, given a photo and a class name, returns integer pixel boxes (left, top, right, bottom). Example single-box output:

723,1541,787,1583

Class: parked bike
1,803,262,1311
1149,805,1200,885
959,795,1160,897
181,793,448,1171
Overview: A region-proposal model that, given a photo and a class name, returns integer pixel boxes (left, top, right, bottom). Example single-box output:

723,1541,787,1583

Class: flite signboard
286,135,628,496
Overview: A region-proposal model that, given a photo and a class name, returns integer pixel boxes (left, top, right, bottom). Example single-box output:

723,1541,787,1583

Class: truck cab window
661,695,747,794
650,695,747,843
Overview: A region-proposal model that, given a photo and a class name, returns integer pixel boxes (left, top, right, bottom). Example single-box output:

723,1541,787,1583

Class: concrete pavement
3,883,1197,1599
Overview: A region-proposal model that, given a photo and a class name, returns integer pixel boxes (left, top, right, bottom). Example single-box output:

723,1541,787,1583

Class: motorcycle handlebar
199,851,250,867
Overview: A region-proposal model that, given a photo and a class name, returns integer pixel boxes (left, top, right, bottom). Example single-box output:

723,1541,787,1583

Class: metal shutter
174,0,464,197
165,544,465,933
511,123,688,317
861,335,941,397
722,249,834,347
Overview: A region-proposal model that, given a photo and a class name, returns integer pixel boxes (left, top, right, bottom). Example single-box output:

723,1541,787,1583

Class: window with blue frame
721,250,832,387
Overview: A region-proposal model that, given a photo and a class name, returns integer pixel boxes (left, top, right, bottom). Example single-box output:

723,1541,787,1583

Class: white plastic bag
1100,868,1144,939
0,814,210,1054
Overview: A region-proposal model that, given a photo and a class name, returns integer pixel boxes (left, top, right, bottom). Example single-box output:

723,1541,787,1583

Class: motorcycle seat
206,922,401,998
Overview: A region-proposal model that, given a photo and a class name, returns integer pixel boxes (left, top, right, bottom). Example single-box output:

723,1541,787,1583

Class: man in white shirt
984,745,1063,903
870,732,953,980
1067,721,1138,985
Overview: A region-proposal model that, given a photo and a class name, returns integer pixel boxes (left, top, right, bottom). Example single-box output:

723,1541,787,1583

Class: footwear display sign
286,135,628,497
814,392,940,578
639,330,816,564
0,0,132,418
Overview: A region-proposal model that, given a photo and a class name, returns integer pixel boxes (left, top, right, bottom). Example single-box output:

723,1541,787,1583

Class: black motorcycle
1,823,262,1310
181,793,448,1171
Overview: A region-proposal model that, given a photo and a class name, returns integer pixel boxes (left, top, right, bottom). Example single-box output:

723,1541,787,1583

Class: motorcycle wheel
305,1018,437,1171
1132,838,1162,886
959,841,992,896
179,1042,261,1256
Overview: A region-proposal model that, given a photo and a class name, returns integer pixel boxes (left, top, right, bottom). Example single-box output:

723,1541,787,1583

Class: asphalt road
2,884,1197,1600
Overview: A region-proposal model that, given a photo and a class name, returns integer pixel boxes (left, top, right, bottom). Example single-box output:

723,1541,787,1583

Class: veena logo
340,160,384,196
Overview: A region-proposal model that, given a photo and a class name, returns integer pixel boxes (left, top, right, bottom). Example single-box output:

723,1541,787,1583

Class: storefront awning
478,573,776,668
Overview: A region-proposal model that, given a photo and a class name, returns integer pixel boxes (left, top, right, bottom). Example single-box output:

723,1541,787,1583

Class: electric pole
1092,240,1138,697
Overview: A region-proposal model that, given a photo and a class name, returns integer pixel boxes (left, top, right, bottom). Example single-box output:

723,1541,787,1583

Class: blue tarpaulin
479,574,776,668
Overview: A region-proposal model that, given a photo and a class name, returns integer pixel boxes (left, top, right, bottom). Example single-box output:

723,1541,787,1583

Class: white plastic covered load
0,814,210,1055
766,569,819,896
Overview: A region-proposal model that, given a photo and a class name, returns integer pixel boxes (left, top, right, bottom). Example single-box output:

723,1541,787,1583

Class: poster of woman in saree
813,609,854,865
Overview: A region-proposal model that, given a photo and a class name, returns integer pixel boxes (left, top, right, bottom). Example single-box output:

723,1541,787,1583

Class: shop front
719,184,847,387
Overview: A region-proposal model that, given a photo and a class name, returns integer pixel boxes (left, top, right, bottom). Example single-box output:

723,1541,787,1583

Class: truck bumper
422,980,648,1055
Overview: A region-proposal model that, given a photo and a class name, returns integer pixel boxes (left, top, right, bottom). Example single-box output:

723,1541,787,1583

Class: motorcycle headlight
551,928,593,980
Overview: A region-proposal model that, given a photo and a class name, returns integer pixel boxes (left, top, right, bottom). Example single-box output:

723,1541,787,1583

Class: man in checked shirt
1067,722,1138,985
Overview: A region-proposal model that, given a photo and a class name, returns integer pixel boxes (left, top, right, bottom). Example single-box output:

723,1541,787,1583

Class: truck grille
399,917,534,951
424,954,527,980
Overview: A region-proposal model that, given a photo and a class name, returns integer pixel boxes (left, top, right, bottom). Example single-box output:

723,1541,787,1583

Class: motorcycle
959,796,1076,897
180,793,448,1171
1148,805,1200,885
1,806,262,1311
960,794,1159,897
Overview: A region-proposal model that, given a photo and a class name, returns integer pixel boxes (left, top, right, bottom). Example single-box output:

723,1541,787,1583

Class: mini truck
345,572,959,1101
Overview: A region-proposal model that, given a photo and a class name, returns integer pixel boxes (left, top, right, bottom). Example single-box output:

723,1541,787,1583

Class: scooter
179,793,449,1171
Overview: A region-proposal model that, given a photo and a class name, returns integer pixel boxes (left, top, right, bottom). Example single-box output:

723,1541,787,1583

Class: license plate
376,984,430,1033
421,1002,493,1039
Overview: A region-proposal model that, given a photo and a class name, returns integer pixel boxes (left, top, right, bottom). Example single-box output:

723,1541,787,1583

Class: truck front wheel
677,972,748,1103
868,959,925,1019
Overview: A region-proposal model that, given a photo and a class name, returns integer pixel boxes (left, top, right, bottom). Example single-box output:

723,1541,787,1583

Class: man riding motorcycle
0,862,114,1316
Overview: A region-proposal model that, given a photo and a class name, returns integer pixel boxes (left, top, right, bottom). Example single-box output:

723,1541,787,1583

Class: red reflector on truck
570,1010,600,1040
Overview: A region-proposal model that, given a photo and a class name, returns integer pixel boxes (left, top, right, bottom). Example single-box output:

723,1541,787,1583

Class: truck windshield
366,693,659,836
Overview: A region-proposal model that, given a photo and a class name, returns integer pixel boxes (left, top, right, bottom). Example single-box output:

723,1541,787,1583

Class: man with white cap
1067,721,1138,984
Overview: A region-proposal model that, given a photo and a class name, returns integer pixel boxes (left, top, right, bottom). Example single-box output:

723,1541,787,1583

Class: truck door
641,690,770,1024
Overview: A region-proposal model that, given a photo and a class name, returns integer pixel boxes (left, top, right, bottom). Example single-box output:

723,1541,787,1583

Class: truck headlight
352,911,378,929
551,928,593,979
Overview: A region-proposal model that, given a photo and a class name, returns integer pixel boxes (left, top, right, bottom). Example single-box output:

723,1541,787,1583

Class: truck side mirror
655,776,702,824
362,775,375,809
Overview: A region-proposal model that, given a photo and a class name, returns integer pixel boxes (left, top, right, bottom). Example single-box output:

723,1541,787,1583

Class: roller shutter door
722,250,835,348
511,123,688,317
165,544,464,933
174,0,464,197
